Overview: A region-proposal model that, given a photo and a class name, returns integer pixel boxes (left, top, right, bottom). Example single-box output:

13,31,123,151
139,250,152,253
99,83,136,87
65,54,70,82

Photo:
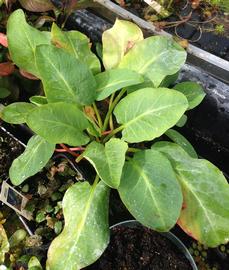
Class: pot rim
110,219,198,270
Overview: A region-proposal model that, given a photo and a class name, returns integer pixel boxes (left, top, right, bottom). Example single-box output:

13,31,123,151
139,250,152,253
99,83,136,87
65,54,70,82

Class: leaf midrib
177,168,220,243
123,103,183,128
45,55,76,99
67,183,98,267
11,137,50,183
131,159,166,228
29,118,86,133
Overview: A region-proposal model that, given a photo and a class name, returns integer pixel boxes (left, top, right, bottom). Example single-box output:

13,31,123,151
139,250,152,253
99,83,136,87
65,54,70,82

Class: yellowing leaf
102,19,143,70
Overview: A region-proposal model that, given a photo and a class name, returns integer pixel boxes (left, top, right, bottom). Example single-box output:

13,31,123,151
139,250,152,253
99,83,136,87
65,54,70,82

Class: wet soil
0,127,24,179
85,226,193,270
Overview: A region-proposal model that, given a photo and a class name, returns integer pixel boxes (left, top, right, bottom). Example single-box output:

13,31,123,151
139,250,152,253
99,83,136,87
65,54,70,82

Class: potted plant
1,9,229,270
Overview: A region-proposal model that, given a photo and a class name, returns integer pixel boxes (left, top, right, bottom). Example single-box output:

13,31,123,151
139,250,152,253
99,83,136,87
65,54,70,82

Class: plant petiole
102,88,127,132
103,125,124,143
93,102,103,130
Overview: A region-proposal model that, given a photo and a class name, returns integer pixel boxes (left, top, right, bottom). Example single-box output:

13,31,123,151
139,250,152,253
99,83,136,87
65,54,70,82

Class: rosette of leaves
1,9,229,270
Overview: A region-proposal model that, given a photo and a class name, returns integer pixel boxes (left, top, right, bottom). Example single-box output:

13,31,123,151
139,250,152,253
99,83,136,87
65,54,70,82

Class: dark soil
85,226,193,270
0,127,24,179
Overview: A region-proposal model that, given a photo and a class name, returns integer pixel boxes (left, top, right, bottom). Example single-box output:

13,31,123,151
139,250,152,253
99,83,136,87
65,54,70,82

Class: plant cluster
0,156,83,269
0,9,229,270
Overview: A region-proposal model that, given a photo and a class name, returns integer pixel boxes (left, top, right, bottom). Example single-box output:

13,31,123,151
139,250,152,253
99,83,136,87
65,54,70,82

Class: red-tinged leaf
153,142,229,247
0,33,8,47
19,69,39,80
0,62,15,76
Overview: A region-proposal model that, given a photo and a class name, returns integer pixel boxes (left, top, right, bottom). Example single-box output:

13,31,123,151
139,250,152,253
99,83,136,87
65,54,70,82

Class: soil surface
85,226,193,270
120,0,229,60
0,127,24,179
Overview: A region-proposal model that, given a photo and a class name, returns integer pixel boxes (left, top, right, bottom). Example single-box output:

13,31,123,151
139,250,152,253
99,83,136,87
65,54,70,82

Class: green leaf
9,135,55,185
26,102,90,146
114,88,188,143
29,96,48,106
0,225,9,264
47,181,110,270
0,77,19,100
83,139,128,188
118,149,182,231
102,19,143,70
28,256,43,270
165,129,197,158
7,9,50,76
95,69,144,101
176,114,187,127
0,87,10,98
119,36,186,87
126,78,154,94
153,142,229,247
51,23,100,74
173,82,206,110
9,229,27,248
159,72,179,87
35,44,96,105
1,102,35,124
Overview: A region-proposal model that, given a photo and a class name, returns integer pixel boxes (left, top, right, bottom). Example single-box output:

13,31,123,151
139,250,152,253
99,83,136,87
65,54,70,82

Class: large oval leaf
119,36,186,87
1,102,35,124
114,88,188,143
153,141,229,247
51,23,100,74
102,19,143,70
35,44,96,105
7,9,50,76
9,135,55,185
95,69,144,101
47,181,110,270
26,102,90,146
118,149,182,231
173,81,206,110
83,139,128,188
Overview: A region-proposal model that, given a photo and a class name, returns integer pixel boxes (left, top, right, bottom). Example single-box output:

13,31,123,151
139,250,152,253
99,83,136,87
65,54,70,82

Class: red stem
102,130,112,135
55,144,82,158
